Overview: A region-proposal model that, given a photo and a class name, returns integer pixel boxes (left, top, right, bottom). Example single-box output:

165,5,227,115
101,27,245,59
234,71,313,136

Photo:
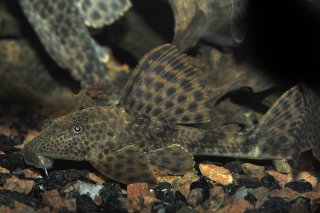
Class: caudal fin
250,85,306,161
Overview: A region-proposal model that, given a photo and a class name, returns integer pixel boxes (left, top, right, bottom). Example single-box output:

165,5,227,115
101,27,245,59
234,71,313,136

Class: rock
44,169,89,191
0,190,44,209
233,186,248,203
223,184,238,196
0,127,18,136
176,205,196,213
190,177,211,200
14,201,36,213
242,163,265,175
154,182,174,204
4,176,35,194
285,180,313,193
290,196,311,213
61,180,104,201
0,166,10,174
244,193,257,205
266,170,292,187
127,182,156,212
260,174,281,190
151,201,175,213
0,152,26,171
187,188,206,207
216,199,253,213
267,170,318,188
99,183,127,212
23,168,42,178
268,188,300,201
273,159,292,174
172,172,199,198
42,190,76,212
258,197,291,213
236,178,263,188
301,191,320,202
35,207,51,213
296,171,318,187
199,163,233,185
76,194,99,213
174,191,187,210
247,187,270,208
88,172,107,185
208,186,225,211
225,161,243,174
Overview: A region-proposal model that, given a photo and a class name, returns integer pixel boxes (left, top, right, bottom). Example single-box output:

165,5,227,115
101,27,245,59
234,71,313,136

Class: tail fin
249,85,306,161
299,85,320,161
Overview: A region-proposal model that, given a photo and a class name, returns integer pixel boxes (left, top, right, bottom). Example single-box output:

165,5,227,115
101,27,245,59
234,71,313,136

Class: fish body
19,0,131,87
23,44,308,185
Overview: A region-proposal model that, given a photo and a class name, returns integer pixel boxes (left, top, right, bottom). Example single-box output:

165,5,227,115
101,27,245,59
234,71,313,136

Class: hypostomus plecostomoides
23,44,315,186
19,0,131,87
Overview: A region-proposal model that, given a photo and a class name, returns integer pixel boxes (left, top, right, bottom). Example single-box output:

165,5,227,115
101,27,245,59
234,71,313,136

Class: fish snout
22,138,54,174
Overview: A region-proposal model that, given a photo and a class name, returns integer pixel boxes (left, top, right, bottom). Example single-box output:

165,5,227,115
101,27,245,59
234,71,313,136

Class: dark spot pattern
118,44,211,124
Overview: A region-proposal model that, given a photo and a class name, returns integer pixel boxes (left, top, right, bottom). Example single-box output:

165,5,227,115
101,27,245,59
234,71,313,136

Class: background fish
19,0,131,87
168,0,248,51
23,44,308,186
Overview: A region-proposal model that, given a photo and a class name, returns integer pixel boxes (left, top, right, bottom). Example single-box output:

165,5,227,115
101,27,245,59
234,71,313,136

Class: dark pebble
152,201,175,213
175,191,187,204
152,185,187,213
0,135,23,151
12,167,24,178
260,197,291,213
154,182,174,204
44,169,89,191
76,194,99,213
244,192,257,205
29,178,45,199
285,180,313,193
225,161,243,174
237,178,263,188
223,183,238,195
0,190,44,209
174,191,187,210
291,196,311,210
0,173,11,179
261,174,281,190
99,183,127,213
0,152,26,170
190,176,211,200
0,179,6,187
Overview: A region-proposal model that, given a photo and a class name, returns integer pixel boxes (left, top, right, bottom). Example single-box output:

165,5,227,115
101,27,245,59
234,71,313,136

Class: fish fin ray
119,44,210,124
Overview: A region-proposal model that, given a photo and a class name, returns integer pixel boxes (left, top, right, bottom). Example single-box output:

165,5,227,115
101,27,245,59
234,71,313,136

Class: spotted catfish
23,44,306,186
19,0,131,87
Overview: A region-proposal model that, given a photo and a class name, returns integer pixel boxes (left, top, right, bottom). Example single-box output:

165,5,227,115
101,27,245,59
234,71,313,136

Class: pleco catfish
23,44,309,186
19,0,131,87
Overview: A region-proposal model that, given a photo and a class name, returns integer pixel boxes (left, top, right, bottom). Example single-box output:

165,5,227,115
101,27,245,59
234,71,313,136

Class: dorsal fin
119,44,211,124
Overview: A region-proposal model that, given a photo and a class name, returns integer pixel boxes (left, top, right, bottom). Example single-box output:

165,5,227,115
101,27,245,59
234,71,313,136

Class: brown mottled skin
19,0,131,87
23,106,253,163
23,106,252,178
23,44,309,185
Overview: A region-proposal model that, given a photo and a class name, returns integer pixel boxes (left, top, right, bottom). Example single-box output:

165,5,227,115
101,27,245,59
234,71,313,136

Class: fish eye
72,125,83,134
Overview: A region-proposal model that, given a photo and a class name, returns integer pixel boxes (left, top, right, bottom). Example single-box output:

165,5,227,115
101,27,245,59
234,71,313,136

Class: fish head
22,106,124,172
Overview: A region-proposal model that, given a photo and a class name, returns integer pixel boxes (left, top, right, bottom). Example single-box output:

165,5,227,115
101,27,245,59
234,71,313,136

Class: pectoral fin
148,144,195,175
90,145,157,185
